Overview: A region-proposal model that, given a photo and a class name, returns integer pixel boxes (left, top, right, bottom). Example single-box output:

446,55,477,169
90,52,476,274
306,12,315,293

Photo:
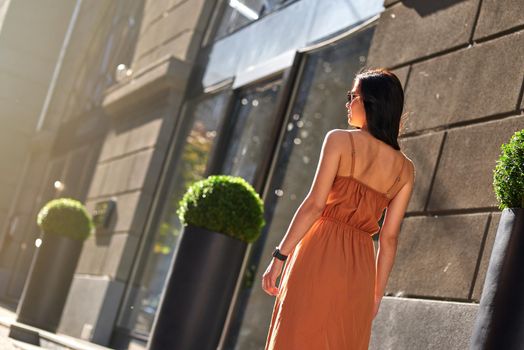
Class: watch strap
272,247,288,261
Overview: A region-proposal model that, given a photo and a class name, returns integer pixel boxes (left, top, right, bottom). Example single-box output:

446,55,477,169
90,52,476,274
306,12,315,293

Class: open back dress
264,130,407,350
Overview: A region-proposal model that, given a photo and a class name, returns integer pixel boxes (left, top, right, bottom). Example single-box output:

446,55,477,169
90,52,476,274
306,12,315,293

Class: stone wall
368,0,524,348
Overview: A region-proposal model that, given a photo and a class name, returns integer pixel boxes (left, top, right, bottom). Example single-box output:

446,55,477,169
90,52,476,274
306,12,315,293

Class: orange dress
264,131,406,350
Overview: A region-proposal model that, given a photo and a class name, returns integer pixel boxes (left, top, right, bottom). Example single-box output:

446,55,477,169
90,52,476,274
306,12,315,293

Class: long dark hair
354,68,405,150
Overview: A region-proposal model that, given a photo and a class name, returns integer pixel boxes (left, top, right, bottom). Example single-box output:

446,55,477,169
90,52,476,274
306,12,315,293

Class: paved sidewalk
0,304,18,350
0,303,112,350
0,326,17,350
0,325,41,350
0,301,130,350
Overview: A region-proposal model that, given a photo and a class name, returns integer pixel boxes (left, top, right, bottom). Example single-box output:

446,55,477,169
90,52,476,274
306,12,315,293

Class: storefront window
220,79,283,183
116,92,230,336
229,25,377,349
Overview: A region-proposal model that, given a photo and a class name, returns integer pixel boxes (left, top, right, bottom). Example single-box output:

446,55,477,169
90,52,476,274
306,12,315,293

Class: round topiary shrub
493,129,524,210
37,198,94,241
176,175,265,243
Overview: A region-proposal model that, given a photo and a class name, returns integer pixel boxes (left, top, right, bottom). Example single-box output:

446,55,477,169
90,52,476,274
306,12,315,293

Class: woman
262,68,415,349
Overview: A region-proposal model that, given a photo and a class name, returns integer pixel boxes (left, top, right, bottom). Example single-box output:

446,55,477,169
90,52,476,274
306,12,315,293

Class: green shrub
493,129,524,209
37,198,94,241
176,175,265,243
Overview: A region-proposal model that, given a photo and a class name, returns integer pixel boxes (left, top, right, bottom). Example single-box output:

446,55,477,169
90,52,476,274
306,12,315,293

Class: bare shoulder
326,128,353,138
324,128,352,149
400,153,416,185
329,128,361,140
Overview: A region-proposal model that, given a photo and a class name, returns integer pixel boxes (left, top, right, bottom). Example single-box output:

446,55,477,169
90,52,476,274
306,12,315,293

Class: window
212,0,299,42
220,79,283,183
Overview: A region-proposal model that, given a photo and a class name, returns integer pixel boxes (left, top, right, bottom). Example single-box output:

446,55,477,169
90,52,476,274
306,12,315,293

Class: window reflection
117,93,230,336
221,80,282,183
214,0,298,41
230,26,376,349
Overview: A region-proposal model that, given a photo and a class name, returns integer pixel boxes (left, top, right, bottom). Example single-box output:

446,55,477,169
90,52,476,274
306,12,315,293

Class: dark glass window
220,79,283,183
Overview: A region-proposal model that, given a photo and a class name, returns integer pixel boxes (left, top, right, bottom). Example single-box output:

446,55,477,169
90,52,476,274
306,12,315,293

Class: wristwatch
272,247,288,261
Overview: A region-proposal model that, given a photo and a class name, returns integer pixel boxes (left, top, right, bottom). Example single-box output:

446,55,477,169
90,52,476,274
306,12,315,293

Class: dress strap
348,132,356,177
386,155,406,196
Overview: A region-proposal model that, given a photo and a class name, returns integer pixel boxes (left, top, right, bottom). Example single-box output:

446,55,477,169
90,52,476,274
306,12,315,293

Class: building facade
1,0,523,349
0,0,78,294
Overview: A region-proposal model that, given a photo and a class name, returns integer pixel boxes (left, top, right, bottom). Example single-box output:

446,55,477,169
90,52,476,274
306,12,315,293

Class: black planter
470,208,524,349
147,224,248,350
16,231,83,332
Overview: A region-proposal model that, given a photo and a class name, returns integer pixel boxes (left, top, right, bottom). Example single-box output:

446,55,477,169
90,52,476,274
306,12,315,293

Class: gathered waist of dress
318,215,375,237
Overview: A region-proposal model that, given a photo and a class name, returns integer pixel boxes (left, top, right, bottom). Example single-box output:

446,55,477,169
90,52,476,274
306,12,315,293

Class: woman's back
319,129,411,237
337,129,409,199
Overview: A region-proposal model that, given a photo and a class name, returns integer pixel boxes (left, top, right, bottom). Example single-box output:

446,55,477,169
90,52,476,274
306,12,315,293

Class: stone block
101,233,139,281
134,18,163,62
471,211,501,302
368,1,479,68
99,130,130,162
126,117,164,152
428,115,524,211
473,0,524,40
391,65,409,89
140,0,170,33
58,275,125,346
127,147,164,195
157,0,206,44
370,296,479,349
87,163,109,199
399,132,444,213
100,156,134,195
386,213,489,299
157,29,200,63
135,0,207,66
76,235,109,276
405,30,524,132
132,53,153,75
127,149,154,192
112,190,153,235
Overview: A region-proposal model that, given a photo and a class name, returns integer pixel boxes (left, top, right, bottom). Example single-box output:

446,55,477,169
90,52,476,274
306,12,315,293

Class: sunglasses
347,91,360,104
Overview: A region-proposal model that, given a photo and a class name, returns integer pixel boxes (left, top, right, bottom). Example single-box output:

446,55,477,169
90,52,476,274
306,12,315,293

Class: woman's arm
262,130,344,296
275,200,324,256
375,161,415,298
276,129,345,256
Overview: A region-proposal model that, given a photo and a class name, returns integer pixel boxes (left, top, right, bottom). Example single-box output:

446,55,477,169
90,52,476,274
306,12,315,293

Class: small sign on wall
92,198,116,232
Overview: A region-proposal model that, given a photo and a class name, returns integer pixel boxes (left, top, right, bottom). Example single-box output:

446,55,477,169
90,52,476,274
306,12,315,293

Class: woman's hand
372,295,382,319
262,258,285,296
